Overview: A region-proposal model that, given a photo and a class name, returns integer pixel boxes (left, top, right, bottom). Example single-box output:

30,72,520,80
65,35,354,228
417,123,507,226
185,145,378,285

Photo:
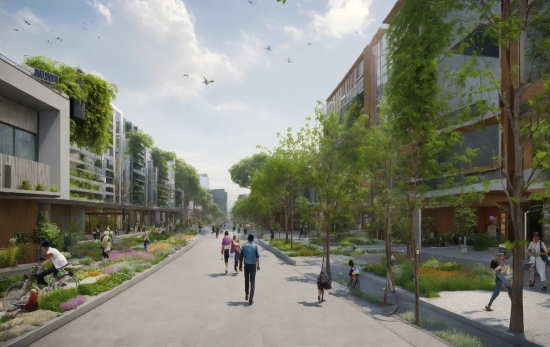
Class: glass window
459,26,499,58
456,125,499,168
0,123,14,156
14,129,36,161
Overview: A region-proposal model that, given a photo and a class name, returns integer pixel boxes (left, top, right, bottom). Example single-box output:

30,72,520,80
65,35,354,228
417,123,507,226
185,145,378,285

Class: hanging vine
24,55,118,155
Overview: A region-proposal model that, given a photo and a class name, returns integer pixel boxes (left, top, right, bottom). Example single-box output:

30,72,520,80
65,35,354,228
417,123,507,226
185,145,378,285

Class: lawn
268,239,322,257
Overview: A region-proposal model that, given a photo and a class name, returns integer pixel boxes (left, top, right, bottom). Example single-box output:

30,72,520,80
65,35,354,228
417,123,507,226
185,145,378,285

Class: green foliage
269,239,321,257
77,273,128,296
35,183,45,191
472,233,496,251
70,178,100,191
344,91,364,129
229,153,268,188
126,131,154,158
151,147,176,206
17,179,33,190
49,184,59,192
38,288,79,312
68,242,101,260
24,55,117,154
432,329,483,347
340,237,378,247
32,212,62,247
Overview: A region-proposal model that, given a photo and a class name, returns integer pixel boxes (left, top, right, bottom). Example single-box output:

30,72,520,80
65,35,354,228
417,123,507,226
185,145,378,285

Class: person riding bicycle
349,260,359,279
36,240,67,286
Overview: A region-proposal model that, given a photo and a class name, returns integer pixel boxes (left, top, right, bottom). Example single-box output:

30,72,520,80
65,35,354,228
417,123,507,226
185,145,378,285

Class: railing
0,153,50,189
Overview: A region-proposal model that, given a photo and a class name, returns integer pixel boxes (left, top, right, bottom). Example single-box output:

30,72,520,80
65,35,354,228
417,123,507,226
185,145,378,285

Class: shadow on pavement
208,273,228,278
298,301,321,308
286,276,315,283
227,301,249,307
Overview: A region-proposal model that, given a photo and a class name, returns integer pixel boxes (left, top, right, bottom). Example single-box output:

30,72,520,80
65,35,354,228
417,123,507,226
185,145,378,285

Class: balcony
0,153,59,196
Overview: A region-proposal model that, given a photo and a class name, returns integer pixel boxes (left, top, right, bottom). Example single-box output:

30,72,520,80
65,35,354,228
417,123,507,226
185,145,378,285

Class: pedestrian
317,272,327,304
238,224,241,233
114,225,119,236
221,231,232,275
143,232,150,252
105,225,111,233
270,228,275,240
485,253,513,311
299,225,304,238
141,224,146,233
348,260,358,280
215,226,220,239
244,226,247,235
496,227,500,243
135,223,138,234
233,225,236,233
239,234,260,305
101,231,112,259
36,240,67,286
212,226,215,235
231,235,241,272
528,232,547,290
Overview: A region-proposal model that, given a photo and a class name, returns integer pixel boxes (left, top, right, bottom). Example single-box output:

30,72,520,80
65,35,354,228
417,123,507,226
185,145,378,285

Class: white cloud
283,25,303,42
92,0,112,24
214,101,249,113
310,0,374,38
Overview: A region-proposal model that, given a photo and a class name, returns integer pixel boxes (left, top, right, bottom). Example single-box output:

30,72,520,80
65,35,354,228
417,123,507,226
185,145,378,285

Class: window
0,122,37,161
458,25,499,58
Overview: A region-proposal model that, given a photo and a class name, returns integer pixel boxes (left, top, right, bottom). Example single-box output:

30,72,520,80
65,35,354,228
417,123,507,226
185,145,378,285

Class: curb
359,271,542,347
2,237,203,347
257,239,296,266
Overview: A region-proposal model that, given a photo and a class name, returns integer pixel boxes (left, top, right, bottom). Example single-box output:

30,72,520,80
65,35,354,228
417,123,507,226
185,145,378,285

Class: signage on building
33,68,59,84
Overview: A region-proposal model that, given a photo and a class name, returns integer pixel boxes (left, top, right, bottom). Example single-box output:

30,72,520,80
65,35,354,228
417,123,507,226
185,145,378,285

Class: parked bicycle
3,265,79,312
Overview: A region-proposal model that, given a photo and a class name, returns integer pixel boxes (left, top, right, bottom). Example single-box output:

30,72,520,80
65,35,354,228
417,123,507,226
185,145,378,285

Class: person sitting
36,240,68,287
22,288,39,312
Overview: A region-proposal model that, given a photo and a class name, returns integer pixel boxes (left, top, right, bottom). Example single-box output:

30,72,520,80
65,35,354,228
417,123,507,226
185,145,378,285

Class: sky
0,0,397,210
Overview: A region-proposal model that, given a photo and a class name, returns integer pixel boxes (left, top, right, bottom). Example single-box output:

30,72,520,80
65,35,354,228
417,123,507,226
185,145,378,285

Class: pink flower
60,296,86,311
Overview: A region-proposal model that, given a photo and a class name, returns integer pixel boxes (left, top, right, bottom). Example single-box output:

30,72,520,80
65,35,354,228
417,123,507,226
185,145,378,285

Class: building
325,0,548,242
211,188,228,217
237,194,248,200
0,54,71,262
199,173,209,190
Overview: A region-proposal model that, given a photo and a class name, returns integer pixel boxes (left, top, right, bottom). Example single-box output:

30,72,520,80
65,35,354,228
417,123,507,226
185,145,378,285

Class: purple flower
60,296,86,311
109,250,154,262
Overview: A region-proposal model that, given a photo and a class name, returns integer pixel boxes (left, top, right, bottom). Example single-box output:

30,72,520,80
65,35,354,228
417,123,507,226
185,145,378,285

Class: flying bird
84,22,87,25
307,43,311,46
47,40,53,44
287,58,293,63
91,20,95,23
98,36,100,39
50,29,54,32
203,77,214,85
183,74,189,77
265,45,271,51
312,29,315,32
24,20,31,25
248,0,253,3
14,28,19,31
56,37,62,41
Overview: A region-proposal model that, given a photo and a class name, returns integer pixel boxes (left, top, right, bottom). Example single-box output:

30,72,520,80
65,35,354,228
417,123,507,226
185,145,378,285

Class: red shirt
23,293,39,310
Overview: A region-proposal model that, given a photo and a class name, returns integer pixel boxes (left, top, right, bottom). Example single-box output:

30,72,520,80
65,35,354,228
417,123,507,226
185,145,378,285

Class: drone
203,77,214,85
183,74,189,77
24,19,31,25
265,45,271,51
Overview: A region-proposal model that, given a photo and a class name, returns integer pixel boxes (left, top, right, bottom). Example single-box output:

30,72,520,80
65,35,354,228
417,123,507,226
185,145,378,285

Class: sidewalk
29,231,450,347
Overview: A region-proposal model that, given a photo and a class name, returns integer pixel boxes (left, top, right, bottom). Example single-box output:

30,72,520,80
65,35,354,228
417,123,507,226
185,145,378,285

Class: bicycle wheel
3,281,29,312
57,275,79,289
355,278,360,290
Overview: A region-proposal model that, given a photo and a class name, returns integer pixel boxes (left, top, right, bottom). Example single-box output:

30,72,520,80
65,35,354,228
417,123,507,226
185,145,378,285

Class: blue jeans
234,251,240,269
489,274,512,306
244,264,256,299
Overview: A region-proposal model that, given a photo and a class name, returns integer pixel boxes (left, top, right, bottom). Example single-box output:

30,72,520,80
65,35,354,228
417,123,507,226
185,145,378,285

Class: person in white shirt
37,240,67,286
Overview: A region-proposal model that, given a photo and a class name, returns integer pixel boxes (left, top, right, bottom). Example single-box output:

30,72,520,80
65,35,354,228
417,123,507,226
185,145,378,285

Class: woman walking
221,231,232,275
528,232,548,290
143,232,150,252
101,231,112,259
485,253,512,311
231,235,241,272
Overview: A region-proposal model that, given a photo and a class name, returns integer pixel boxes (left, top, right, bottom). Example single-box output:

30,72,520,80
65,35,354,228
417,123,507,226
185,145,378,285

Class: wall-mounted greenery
35,183,45,191
50,184,59,192
70,168,99,181
70,178,100,191
24,55,118,155
126,132,154,158
17,179,33,190
151,147,176,207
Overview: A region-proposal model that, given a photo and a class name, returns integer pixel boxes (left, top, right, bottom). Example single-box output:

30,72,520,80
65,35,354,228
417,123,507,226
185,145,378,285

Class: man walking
239,234,260,305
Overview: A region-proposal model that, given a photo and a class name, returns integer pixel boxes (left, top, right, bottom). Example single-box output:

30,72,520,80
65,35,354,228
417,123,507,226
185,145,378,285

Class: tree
384,0,473,325
126,132,154,158
458,0,550,332
174,158,201,223
453,205,478,242
229,153,267,188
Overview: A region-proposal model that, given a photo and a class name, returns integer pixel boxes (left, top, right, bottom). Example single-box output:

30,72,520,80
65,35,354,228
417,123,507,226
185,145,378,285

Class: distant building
199,173,209,190
211,188,227,217
237,194,248,200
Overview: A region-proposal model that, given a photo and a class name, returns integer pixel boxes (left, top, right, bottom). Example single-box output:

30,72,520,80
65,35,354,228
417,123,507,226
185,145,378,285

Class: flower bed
269,239,322,257
364,256,494,298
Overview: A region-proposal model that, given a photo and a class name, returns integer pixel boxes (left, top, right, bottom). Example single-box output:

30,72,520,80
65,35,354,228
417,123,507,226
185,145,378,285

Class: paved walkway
30,230,449,347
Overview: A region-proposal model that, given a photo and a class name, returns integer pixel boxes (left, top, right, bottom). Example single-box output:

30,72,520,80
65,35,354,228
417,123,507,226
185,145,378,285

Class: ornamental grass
109,249,154,262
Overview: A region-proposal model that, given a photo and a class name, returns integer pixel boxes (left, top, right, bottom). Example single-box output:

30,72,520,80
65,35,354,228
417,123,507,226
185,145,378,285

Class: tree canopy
229,153,267,188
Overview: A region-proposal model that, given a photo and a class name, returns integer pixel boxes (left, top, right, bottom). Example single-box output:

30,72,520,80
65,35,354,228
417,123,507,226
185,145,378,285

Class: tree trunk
325,211,332,279
409,207,420,326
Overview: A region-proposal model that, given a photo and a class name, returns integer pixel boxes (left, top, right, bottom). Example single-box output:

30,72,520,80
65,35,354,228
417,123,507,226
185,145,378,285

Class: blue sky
0,0,397,209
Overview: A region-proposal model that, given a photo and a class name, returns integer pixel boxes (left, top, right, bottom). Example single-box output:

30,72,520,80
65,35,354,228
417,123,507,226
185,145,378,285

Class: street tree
456,0,550,332
384,0,476,325
229,153,267,189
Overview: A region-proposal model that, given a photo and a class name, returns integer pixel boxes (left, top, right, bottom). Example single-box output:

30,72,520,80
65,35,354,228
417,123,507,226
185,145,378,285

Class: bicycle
348,275,360,290
3,265,79,312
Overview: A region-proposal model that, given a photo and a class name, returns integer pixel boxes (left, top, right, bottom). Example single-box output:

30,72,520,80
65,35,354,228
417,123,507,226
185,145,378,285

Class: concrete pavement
30,229,449,347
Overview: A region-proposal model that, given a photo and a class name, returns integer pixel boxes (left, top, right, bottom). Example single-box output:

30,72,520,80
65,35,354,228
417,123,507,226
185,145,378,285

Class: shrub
38,288,79,312
183,229,199,236
68,242,102,260
49,184,59,192
35,184,45,191
0,275,24,296
472,234,495,251
60,296,85,311
331,247,352,256
17,179,33,190
32,212,62,248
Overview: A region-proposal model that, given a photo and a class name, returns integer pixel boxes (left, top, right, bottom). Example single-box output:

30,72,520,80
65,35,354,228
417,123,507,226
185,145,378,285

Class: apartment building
0,54,70,261
212,188,228,218
326,0,548,241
